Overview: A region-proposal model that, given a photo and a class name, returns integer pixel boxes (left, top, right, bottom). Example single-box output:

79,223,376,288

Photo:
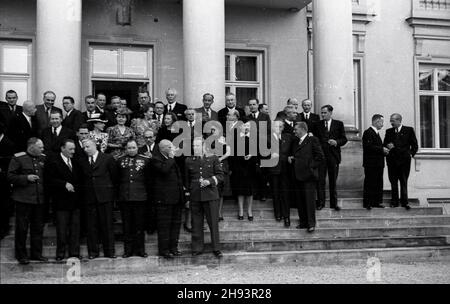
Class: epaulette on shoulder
14,152,26,157
138,154,151,159
41,153,46,157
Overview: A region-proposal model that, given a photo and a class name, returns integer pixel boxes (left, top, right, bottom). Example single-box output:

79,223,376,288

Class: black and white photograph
1,0,450,291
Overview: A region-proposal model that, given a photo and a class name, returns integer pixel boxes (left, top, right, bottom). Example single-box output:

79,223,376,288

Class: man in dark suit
363,114,390,210
62,96,84,133
0,123,16,239
246,98,271,201
383,113,418,210
132,91,152,119
79,138,118,259
275,98,300,121
7,100,39,152
281,105,297,135
0,90,22,132
218,93,246,128
185,137,224,258
266,121,294,227
164,88,187,121
258,103,270,117
45,139,82,261
289,122,324,232
117,140,150,258
42,111,77,158
298,99,320,132
82,95,101,122
150,140,185,259
35,91,63,132
311,105,348,211
195,93,219,123
154,101,165,126
104,96,121,128
138,129,158,234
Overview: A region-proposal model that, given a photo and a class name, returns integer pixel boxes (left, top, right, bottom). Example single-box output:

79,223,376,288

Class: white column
36,0,82,109
183,0,225,109
313,0,354,127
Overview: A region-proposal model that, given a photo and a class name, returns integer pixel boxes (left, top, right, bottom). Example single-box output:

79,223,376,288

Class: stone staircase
1,196,450,276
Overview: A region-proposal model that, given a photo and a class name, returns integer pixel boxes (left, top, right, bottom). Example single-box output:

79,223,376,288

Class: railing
418,0,450,10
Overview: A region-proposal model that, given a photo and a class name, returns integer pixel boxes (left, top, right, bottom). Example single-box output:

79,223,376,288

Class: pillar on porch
312,0,363,195
36,0,82,109
183,0,225,109
312,0,354,128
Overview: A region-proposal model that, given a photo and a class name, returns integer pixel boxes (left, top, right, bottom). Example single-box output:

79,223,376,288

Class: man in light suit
383,113,418,210
311,105,348,211
35,91,63,133
289,122,324,232
362,114,390,210
164,88,187,121
185,137,224,258
195,93,219,123
62,96,84,133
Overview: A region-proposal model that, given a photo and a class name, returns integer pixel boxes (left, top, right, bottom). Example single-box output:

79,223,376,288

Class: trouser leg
56,210,69,258
121,203,133,254
204,200,221,252
399,160,411,205
169,204,182,253
86,204,99,256
29,204,44,258
387,164,400,204
191,201,205,253
68,209,80,257
156,204,170,255
15,202,30,259
98,202,115,256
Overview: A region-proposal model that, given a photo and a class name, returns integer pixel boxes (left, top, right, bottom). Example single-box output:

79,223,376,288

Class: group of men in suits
1,86,420,264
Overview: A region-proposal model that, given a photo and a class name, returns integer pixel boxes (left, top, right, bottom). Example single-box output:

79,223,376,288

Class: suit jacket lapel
295,136,309,152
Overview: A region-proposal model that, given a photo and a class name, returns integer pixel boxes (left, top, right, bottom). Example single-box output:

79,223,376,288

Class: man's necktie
305,114,309,120
47,108,51,119
89,156,94,167
10,105,14,113
67,159,72,171
169,105,172,112
53,127,57,136
189,121,193,128
325,121,329,131
252,113,256,119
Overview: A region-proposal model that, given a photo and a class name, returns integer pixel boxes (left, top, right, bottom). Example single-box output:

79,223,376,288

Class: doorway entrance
92,81,148,111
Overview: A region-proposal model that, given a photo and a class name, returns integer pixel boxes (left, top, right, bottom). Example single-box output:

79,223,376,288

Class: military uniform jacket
185,154,224,202
117,154,150,202
7,152,46,204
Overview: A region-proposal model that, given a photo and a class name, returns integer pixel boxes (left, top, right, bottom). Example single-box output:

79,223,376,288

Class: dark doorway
92,81,149,111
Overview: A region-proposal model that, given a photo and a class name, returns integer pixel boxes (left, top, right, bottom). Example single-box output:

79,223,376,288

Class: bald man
164,88,187,121
7,100,39,152
383,113,418,210
275,98,301,121
150,140,185,259
298,99,320,131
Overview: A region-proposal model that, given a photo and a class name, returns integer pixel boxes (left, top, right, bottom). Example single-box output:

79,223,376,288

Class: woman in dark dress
156,112,179,143
227,111,257,221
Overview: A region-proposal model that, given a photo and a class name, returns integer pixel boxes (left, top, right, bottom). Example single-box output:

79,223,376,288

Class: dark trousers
85,202,115,256
363,166,384,207
120,201,145,255
55,209,80,258
156,204,182,255
0,183,13,237
295,180,317,228
387,159,411,205
15,202,44,259
144,202,157,233
317,155,339,208
191,200,221,252
269,174,291,219
255,164,269,199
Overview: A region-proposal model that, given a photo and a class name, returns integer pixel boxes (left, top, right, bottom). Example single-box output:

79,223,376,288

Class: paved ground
1,261,450,284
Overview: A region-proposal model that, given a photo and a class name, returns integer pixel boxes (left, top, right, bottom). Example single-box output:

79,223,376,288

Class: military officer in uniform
185,137,224,258
7,137,48,264
117,140,150,258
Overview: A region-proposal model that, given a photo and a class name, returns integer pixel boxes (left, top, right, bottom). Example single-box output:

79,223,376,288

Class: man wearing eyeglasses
35,91,63,133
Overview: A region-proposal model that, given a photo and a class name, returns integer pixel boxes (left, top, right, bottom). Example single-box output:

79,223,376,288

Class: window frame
88,44,153,99
415,57,450,154
0,39,33,105
225,50,264,106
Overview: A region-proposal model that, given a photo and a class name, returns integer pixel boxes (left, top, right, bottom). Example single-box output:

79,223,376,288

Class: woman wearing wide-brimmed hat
87,115,109,153
106,107,135,159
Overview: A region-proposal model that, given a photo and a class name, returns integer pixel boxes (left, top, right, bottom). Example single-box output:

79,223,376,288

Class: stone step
221,198,420,210
220,206,443,218
3,225,450,245
1,236,448,260
2,246,450,274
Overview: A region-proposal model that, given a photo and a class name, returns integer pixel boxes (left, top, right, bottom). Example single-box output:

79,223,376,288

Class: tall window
225,51,263,109
419,64,450,149
0,40,32,105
